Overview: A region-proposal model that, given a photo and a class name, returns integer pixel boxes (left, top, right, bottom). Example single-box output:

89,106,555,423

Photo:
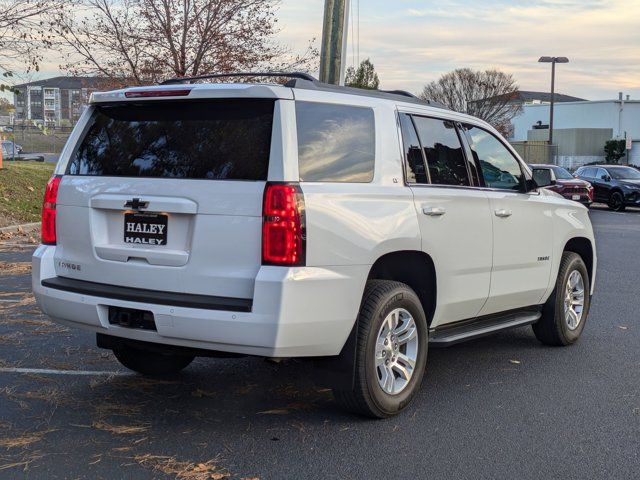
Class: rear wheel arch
367,250,437,327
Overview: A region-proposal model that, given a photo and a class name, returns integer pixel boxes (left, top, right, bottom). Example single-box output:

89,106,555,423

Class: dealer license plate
124,212,168,246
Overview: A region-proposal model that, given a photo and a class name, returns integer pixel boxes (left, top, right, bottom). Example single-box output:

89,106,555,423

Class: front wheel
333,280,429,418
113,345,194,376
533,252,590,346
608,191,626,211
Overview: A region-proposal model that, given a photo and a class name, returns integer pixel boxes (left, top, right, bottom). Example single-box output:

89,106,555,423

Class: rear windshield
67,99,274,180
550,166,573,180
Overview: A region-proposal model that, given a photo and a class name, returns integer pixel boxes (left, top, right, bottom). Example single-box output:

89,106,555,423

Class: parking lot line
0,367,129,376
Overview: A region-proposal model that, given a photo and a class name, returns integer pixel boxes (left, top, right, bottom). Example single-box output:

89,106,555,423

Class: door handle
494,209,512,218
423,206,446,216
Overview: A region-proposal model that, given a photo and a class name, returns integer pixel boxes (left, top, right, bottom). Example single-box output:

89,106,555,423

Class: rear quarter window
67,99,274,180
296,101,375,182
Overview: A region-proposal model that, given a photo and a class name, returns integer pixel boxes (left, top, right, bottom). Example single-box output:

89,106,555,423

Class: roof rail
380,89,419,99
285,78,450,110
159,71,448,109
160,72,318,85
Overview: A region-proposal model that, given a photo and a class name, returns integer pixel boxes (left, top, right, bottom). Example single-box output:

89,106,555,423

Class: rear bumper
32,246,368,357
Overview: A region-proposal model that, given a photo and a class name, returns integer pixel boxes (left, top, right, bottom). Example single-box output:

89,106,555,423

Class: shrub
604,139,626,163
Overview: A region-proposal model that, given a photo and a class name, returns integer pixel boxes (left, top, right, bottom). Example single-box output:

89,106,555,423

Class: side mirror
531,168,556,189
602,174,611,182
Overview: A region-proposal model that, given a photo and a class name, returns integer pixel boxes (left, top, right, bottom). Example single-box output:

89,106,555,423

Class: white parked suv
32,73,596,417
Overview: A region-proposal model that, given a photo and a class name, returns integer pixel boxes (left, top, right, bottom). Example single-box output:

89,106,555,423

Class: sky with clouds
5,0,640,101
279,0,640,100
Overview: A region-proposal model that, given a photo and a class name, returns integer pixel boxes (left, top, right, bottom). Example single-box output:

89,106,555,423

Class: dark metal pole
319,0,350,85
549,60,556,146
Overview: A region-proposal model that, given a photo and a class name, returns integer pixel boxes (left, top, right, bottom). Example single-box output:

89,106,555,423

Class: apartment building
13,76,108,127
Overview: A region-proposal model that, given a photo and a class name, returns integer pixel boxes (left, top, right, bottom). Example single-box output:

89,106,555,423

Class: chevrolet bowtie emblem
124,198,149,210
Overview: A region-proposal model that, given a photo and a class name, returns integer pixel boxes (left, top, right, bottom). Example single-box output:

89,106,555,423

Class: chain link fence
1,123,71,161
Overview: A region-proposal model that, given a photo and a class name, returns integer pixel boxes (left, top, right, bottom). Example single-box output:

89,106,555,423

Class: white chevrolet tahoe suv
32,73,596,418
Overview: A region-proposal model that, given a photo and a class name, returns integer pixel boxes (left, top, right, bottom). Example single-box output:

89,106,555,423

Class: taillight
587,184,594,201
42,175,62,245
262,183,305,266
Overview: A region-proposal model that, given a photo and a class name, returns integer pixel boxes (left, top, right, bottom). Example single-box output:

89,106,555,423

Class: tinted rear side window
68,99,274,180
399,113,428,184
296,101,375,182
412,116,470,186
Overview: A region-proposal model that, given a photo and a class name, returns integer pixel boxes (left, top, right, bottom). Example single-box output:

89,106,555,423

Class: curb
0,222,40,235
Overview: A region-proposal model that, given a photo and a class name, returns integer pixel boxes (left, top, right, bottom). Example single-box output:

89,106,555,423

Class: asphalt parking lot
0,206,638,479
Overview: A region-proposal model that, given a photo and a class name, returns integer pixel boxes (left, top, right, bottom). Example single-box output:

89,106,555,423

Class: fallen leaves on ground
0,430,54,449
134,454,230,480
94,401,144,418
257,408,290,415
92,421,151,435
0,262,31,276
0,387,30,410
191,388,218,398
89,398,152,435
233,384,258,395
0,229,38,246
0,450,46,472
95,376,179,391
0,291,35,306
0,292,46,323
0,332,23,346
257,402,316,415
0,386,68,409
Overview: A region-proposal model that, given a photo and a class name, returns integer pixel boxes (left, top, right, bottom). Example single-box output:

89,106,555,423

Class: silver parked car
1,140,23,157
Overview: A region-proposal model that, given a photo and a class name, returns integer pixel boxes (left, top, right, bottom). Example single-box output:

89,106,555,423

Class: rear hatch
53,95,278,300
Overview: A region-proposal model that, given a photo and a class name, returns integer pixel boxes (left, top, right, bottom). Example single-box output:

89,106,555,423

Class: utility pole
319,0,350,85
549,60,555,146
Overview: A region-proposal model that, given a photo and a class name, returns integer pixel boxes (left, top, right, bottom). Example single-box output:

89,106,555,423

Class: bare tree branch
0,0,61,75
49,0,318,85
419,68,523,136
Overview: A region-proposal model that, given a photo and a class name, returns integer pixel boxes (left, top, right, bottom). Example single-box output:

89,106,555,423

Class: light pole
538,56,569,146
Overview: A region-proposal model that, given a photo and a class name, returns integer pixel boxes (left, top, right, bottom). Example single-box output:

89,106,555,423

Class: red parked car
529,164,593,206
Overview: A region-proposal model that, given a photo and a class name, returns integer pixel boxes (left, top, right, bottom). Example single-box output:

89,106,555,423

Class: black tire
533,252,590,346
333,280,429,418
113,345,194,375
608,191,626,211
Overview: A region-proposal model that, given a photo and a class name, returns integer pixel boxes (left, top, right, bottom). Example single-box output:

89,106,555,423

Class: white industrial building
510,96,639,167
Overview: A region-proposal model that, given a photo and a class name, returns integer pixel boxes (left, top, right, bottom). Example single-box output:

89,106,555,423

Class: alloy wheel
564,270,585,331
375,308,419,395
610,192,624,211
